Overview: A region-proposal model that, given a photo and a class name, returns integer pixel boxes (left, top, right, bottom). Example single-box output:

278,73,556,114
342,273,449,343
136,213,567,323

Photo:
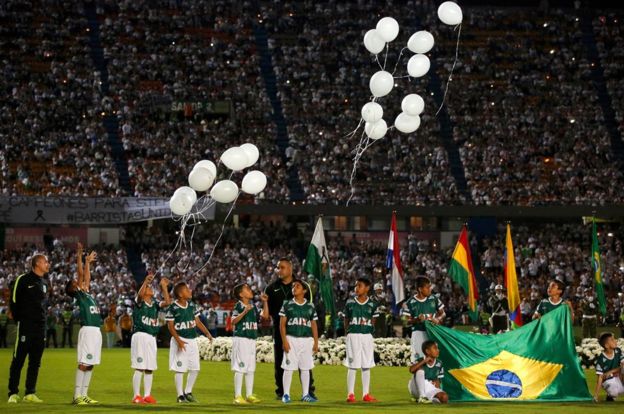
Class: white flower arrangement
196,336,623,369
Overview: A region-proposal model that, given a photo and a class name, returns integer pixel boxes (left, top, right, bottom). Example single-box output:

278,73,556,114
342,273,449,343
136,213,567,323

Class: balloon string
391,47,408,76
347,130,368,206
435,23,461,117
382,43,389,70
191,191,240,277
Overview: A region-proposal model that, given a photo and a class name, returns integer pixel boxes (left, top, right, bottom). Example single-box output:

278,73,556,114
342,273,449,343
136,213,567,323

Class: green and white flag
591,218,607,316
304,218,336,317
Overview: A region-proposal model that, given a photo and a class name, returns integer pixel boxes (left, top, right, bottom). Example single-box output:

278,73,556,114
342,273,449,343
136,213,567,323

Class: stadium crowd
1,1,622,206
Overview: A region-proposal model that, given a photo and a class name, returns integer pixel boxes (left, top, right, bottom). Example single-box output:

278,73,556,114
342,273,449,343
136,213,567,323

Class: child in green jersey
66,246,100,405
130,272,172,404
342,278,379,403
408,340,448,404
401,277,445,363
533,280,574,320
166,282,213,403
594,332,624,402
279,280,318,403
231,283,269,404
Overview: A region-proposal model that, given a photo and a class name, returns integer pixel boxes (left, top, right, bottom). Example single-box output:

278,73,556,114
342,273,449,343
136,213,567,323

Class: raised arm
260,293,270,320
159,277,172,307
76,242,84,286
82,251,97,292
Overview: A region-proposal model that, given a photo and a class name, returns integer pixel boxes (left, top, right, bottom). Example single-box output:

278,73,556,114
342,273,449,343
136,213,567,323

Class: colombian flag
504,224,522,328
448,225,478,321
426,306,591,402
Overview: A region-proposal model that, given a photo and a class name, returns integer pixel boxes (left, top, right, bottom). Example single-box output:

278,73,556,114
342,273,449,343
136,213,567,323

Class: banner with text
0,197,215,224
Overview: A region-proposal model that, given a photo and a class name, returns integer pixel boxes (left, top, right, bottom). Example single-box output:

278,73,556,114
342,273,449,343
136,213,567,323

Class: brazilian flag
426,306,591,402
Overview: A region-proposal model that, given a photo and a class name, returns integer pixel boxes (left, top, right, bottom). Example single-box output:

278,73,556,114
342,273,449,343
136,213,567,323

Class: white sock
185,370,198,394
415,370,426,397
133,371,142,397
234,372,243,397
362,368,371,396
175,373,184,396
244,372,254,397
75,369,85,398
282,370,293,396
301,370,310,396
144,373,153,397
347,369,356,395
82,370,93,397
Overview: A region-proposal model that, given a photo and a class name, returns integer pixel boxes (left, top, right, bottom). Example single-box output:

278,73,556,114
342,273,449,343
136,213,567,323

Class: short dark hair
233,283,246,300
551,279,565,293
293,279,309,293
278,257,292,264
422,340,437,355
31,254,46,269
173,282,187,299
356,278,371,287
416,276,431,290
65,279,77,297
599,332,613,348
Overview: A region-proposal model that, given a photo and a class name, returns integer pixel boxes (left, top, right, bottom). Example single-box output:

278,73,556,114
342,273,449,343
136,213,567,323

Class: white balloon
241,170,267,195
369,71,394,98
376,17,399,42
209,180,239,203
169,193,193,216
193,160,217,178
437,1,463,26
188,167,214,192
361,102,384,123
173,186,197,206
220,147,249,171
407,54,430,78
394,113,421,134
401,94,425,116
364,119,387,140
363,29,385,55
407,31,435,54
240,143,260,168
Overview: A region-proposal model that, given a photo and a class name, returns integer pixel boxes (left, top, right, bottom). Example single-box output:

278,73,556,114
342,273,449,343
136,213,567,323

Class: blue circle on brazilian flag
485,370,522,398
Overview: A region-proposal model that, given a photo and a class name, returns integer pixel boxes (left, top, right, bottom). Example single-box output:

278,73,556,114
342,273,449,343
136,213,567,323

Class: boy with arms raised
533,280,574,320
408,340,448,404
231,283,270,404
166,282,213,403
402,277,445,363
280,280,318,403
66,246,100,405
130,272,171,404
594,332,624,402
342,278,379,403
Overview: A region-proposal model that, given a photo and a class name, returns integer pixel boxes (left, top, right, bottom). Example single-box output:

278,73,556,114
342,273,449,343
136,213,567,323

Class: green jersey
279,299,317,338
595,348,624,375
403,295,444,332
416,357,445,382
232,301,260,339
165,301,200,339
342,297,379,335
133,299,161,336
535,298,564,316
74,290,102,327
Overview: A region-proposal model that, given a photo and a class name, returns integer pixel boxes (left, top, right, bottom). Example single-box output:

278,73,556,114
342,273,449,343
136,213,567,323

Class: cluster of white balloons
361,2,463,140
169,143,267,216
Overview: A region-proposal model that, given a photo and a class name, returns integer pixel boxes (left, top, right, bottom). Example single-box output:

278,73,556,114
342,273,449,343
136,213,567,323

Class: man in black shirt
264,257,316,399
7,254,50,403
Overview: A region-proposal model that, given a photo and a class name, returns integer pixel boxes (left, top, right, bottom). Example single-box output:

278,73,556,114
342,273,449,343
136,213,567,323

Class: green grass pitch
1,348,622,413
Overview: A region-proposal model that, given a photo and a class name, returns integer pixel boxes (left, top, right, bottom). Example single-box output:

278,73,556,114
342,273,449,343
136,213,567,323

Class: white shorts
131,332,158,371
231,337,257,373
603,376,624,397
169,337,200,372
281,336,314,371
408,377,443,401
344,333,375,369
410,330,429,363
77,326,102,366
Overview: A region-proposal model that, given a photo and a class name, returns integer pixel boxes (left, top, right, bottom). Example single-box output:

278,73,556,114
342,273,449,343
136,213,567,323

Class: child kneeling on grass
594,332,624,402
408,340,448,404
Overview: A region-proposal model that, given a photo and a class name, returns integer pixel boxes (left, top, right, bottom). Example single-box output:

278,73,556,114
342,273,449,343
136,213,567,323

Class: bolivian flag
426,306,591,402
448,225,478,321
